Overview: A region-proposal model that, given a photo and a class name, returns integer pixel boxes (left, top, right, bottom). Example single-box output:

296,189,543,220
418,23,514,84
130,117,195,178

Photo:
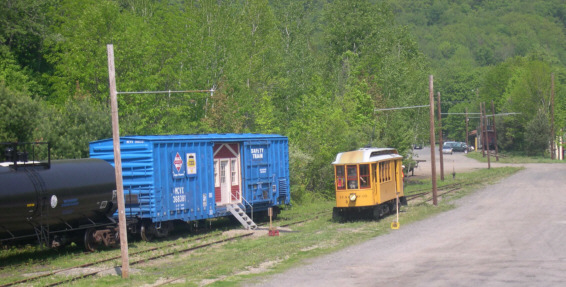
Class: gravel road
244,149,566,287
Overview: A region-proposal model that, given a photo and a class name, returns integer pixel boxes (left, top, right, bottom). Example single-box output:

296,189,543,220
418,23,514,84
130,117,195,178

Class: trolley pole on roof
107,44,130,278
428,75,438,206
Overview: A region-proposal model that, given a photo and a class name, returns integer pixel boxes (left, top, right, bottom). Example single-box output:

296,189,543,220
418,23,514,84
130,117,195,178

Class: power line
117,89,214,95
442,112,520,117
441,112,480,115
374,105,428,112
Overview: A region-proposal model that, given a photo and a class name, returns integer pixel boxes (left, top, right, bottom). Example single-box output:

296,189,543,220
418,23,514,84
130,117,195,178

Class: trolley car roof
332,148,402,165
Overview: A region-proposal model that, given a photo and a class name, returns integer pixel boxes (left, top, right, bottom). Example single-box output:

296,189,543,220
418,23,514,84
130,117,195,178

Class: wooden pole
429,75,438,206
551,73,555,160
437,92,444,181
491,100,499,161
480,103,485,157
482,103,491,169
107,44,130,278
465,107,469,149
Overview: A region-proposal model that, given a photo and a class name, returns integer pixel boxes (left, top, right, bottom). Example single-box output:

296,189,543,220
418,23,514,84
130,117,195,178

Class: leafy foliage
1,0,565,199
0,83,39,142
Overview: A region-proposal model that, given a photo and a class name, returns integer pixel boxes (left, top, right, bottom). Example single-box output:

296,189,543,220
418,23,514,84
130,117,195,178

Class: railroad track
0,234,229,287
0,210,326,287
405,181,478,203
149,212,334,287
47,233,254,287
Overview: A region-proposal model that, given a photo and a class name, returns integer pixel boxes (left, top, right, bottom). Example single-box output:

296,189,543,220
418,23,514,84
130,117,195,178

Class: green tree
524,109,551,156
0,83,39,142
35,94,111,159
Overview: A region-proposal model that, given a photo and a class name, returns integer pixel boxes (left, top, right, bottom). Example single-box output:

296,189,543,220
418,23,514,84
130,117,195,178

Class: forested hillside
1,0,564,200
390,0,566,153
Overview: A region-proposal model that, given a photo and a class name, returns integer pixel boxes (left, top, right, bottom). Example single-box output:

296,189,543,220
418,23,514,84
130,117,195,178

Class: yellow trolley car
332,147,407,220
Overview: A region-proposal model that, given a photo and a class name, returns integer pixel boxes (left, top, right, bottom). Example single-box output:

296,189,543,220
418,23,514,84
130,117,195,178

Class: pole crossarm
374,105,428,112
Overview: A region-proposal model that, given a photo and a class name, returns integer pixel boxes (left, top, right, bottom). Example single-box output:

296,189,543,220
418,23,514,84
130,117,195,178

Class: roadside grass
0,167,522,287
466,150,565,164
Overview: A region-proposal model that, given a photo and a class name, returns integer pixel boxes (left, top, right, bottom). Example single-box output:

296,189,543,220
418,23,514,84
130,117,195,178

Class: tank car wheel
84,228,98,252
140,223,155,242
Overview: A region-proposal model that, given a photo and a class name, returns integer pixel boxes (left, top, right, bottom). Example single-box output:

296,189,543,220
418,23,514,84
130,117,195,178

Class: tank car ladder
226,203,257,230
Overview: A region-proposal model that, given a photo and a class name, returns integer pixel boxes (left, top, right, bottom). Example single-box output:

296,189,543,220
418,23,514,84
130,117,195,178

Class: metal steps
226,204,257,230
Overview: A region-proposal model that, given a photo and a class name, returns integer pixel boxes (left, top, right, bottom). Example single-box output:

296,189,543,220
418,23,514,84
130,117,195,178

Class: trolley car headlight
349,193,357,202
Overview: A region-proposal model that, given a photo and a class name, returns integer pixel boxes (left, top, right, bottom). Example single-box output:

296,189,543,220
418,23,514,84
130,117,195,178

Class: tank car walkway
246,163,566,287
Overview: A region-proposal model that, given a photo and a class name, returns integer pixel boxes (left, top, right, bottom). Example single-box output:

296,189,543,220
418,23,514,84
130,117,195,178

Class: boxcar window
335,166,346,190
359,164,370,188
347,165,358,189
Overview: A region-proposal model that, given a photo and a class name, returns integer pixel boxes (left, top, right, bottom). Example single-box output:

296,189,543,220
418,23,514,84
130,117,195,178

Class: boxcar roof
91,133,287,144
332,148,402,165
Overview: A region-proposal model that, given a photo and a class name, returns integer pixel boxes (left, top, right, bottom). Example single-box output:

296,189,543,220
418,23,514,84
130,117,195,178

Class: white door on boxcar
213,143,242,205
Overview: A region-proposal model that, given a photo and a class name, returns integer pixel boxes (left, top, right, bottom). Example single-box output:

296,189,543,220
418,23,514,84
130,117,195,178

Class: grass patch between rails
0,167,522,287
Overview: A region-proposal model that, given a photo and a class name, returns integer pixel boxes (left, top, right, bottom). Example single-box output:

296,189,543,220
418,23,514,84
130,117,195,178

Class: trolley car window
379,161,392,183
372,163,378,183
335,166,346,190
359,164,370,188
346,165,358,189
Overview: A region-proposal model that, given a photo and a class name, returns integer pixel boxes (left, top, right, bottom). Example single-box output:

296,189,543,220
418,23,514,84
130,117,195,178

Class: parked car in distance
444,141,469,153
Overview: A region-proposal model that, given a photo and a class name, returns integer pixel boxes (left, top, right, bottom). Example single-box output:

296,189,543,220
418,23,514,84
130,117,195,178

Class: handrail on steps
231,192,253,222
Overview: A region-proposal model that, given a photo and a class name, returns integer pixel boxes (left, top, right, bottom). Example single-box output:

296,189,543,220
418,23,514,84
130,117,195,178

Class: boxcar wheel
84,228,97,252
140,223,155,242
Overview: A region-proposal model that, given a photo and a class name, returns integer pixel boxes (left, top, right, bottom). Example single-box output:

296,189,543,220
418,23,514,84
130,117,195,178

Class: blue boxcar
89,134,290,236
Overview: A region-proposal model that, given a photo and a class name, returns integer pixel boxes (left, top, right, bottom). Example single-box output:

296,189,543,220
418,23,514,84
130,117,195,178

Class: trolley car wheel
332,208,343,222
84,228,97,252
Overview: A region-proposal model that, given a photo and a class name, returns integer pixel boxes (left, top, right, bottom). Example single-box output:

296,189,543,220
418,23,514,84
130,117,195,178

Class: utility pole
480,103,485,157
429,75,438,206
465,107,469,149
491,100,499,161
107,44,129,278
551,73,555,160
482,103,491,169
437,92,444,181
